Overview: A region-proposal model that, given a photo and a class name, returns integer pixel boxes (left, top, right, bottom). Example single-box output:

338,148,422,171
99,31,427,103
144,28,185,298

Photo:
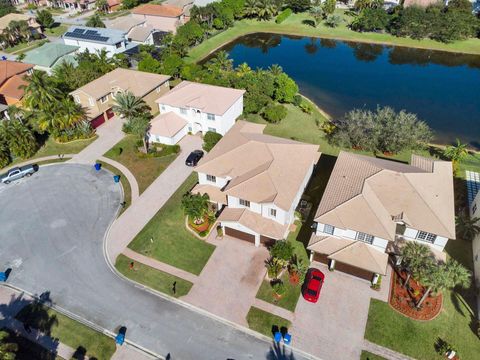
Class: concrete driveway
0,164,307,360
184,235,269,326
291,262,391,360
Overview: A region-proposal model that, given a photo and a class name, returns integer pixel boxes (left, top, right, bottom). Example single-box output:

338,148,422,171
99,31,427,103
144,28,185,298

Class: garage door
334,261,374,281
90,114,106,129
260,235,276,247
313,253,329,264
225,227,255,243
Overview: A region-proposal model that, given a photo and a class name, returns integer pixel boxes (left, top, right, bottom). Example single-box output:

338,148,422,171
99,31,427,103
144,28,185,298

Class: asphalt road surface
0,164,309,360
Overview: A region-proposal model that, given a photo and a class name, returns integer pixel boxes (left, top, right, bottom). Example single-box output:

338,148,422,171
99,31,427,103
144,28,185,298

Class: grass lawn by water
364,239,480,360
187,11,480,63
246,307,291,337
360,351,386,360
16,304,115,360
104,135,179,194
116,254,193,297
97,160,132,214
127,174,215,275
44,24,68,37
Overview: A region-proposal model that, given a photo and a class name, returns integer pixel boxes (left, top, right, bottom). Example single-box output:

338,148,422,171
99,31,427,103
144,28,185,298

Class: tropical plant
272,280,286,296
96,0,109,13
400,241,433,289
265,257,283,279
21,70,62,111
0,330,17,360
236,62,252,76
310,6,324,27
53,98,87,131
85,14,106,28
255,0,277,20
113,91,151,120
325,14,342,28
268,64,283,76
0,119,38,159
0,137,11,168
273,73,299,103
243,0,258,18
207,50,233,72
36,9,54,28
456,214,480,241
181,192,210,224
269,240,294,263
288,254,308,283
443,138,468,162
322,0,336,15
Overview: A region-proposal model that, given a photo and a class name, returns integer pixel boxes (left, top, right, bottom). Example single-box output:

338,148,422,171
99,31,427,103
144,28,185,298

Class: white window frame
416,231,436,244
323,224,334,235
100,95,108,104
207,113,215,121
206,174,216,183
356,232,374,244
239,199,250,208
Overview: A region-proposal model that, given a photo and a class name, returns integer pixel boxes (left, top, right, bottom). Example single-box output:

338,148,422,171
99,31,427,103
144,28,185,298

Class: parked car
185,150,204,166
302,268,325,303
1,164,39,184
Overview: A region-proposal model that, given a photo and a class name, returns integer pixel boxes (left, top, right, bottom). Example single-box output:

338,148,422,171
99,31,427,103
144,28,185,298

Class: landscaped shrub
272,281,286,296
265,257,282,280
203,131,223,152
275,8,292,24
293,94,302,106
54,120,95,143
324,14,341,28
269,240,294,263
299,101,313,114
262,104,287,123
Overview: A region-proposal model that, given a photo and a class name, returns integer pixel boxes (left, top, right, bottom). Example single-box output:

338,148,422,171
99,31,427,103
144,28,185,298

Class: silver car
1,164,39,184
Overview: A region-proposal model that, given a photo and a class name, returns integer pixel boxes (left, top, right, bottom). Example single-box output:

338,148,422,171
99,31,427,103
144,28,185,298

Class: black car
185,150,204,166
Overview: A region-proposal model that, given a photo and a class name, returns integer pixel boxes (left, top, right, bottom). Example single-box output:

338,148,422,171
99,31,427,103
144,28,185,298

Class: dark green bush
262,104,287,123
203,131,223,152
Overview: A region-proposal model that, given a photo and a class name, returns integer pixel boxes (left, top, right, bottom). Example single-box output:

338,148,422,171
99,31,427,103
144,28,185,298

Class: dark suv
185,150,204,166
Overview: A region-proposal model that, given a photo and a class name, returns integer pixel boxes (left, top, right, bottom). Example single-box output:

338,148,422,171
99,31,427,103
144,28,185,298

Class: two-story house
0,13,42,45
131,3,188,33
0,60,33,106
148,81,245,145
192,121,320,247
63,26,129,58
308,151,455,282
468,179,480,312
70,68,170,128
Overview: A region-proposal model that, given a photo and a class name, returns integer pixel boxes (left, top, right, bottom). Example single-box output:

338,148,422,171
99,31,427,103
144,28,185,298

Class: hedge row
275,8,292,24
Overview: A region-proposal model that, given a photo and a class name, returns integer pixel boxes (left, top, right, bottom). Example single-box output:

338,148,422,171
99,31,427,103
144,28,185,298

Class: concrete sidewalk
106,135,202,263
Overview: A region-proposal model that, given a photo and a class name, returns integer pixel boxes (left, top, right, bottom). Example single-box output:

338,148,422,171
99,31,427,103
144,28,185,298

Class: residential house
0,13,42,44
47,0,96,11
192,120,320,247
0,60,33,106
469,187,480,313
22,43,79,74
108,16,156,45
63,26,128,58
131,4,188,33
165,0,193,19
308,151,455,283
149,81,244,145
106,0,123,13
70,68,170,128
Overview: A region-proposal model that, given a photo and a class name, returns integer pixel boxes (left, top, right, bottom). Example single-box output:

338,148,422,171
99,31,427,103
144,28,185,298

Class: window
323,224,335,235
208,127,216,133
206,174,216,183
207,113,215,121
161,105,166,111
239,199,250,207
270,208,277,217
473,203,477,215
73,95,81,104
416,231,437,243
180,108,187,115
356,232,374,244
88,97,95,106
115,42,122,49
156,86,162,93
100,95,108,104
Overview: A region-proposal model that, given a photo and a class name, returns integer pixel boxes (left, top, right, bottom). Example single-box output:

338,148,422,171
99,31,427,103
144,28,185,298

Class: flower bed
187,216,213,237
389,269,442,321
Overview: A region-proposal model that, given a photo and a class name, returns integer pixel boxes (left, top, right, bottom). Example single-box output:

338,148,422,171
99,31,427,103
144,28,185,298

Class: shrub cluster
276,8,293,24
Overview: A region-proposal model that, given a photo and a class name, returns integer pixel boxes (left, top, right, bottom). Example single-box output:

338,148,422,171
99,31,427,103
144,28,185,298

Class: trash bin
115,333,125,345
283,332,292,345
113,175,120,183
0,272,6,282
94,163,102,171
274,331,282,343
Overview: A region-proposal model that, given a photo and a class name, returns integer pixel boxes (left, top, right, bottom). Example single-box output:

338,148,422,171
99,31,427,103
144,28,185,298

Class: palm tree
243,0,258,18
208,50,233,72
0,139,11,168
268,64,283,76
55,98,86,130
256,0,277,21
181,192,210,224
456,214,480,241
85,14,106,28
0,330,18,360
0,119,37,159
112,91,151,120
400,242,433,288
236,62,252,76
95,0,108,13
443,138,468,163
21,70,62,111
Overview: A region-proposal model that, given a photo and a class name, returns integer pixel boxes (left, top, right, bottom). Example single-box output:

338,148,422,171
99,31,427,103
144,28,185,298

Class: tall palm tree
256,0,277,21
456,214,480,241
112,91,151,120
21,70,62,111
236,62,252,76
268,64,283,76
0,119,37,159
243,0,258,18
400,241,433,288
443,138,468,163
181,192,210,224
208,50,233,72
55,98,86,130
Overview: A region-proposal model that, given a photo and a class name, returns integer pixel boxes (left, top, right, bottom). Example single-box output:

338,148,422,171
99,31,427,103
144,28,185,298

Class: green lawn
16,303,115,360
104,135,179,194
187,11,480,63
127,174,215,275
246,306,291,338
116,254,193,297
360,351,386,360
44,24,68,37
4,39,49,55
100,10,130,19
97,160,132,214
364,239,480,360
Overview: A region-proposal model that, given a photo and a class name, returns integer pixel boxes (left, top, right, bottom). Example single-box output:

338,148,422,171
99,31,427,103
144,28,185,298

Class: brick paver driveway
291,262,391,360
183,235,269,326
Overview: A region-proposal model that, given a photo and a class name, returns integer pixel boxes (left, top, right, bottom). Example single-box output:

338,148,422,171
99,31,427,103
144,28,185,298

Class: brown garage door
225,227,255,243
313,253,329,264
260,235,276,247
334,261,374,281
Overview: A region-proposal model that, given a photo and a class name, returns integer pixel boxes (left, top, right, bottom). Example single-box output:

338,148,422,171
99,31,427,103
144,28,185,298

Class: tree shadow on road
266,341,297,360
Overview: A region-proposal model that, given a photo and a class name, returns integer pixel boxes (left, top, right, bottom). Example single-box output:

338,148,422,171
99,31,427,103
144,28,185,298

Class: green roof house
22,43,79,74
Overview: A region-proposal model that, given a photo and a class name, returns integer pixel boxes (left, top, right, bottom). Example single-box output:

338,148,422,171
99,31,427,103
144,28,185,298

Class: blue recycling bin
274,331,282,343
113,175,120,183
115,333,125,345
94,163,102,171
283,333,292,345
0,272,6,282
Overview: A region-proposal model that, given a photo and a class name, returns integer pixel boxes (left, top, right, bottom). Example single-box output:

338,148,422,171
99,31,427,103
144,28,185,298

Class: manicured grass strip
246,307,291,338
44,24,68,37
256,273,301,312
360,350,386,360
4,39,49,54
16,304,115,360
116,254,193,298
97,160,132,214
104,135,179,194
128,174,215,275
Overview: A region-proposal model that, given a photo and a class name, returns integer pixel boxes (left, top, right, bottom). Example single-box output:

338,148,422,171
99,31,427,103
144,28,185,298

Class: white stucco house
62,26,129,58
308,151,456,282
191,121,320,247
469,186,480,316
148,81,245,145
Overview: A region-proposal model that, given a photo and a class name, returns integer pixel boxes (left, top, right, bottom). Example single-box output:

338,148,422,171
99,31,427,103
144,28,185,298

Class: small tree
456,214,480,241
273,73,298,103
181,192,210,224
443,138,468,163
400,242,433,289
265,257,282,279
322,0,336,15
269,240,294,265
325,14,341,28
203,131,222,152
262,103,287,123
309,6,324,27
85,14,106,28
36,10,54,29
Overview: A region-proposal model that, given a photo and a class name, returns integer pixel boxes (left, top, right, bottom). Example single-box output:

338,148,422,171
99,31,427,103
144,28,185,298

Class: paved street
0,164,310,360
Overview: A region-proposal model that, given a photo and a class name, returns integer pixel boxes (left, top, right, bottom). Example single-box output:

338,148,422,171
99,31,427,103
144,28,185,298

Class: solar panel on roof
64,32,110,43
85,30,97,35
73,28,84,33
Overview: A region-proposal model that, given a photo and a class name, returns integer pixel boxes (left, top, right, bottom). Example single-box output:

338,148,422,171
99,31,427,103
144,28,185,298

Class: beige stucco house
131,4,188,33
193,121,320,247
70,68,170,128
309,151,456,283
0,13,42,44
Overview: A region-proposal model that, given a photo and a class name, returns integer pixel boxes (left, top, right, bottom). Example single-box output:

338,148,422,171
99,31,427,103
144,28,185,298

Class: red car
302,268,325,303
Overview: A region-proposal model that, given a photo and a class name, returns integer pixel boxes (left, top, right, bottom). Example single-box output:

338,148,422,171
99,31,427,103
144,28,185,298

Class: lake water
205,33,480,146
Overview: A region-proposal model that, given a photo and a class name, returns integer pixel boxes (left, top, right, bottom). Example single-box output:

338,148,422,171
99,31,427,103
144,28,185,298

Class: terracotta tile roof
156,81,245,116
0,74,28,100
0,61,33,86
315,151,456,240
195,121,320,211
149,112,187,137
132,4,184,17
